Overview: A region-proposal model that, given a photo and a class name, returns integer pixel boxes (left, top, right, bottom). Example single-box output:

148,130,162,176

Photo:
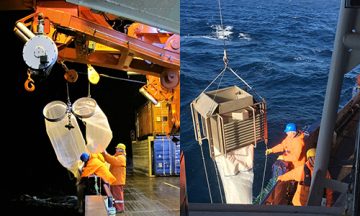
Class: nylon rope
199,45,226,204
260,106,269,203
212,159,224,203
66,82,71,119
201,67,225,203
200,67,226,94
217,0,226,50
206,70,226,202
259,145,268,203
200,144,213,203
99,73,146,84
66,82,70,102
77,71,146,84
200,0,229,199
64,82,75,129
88,81,91,97
200,65,264,102
198,0,237,203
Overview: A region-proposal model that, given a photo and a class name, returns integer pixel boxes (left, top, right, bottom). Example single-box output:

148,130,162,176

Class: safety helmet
306,148,316,159
284,123,297,133
116,143,126,150
80,152,90,162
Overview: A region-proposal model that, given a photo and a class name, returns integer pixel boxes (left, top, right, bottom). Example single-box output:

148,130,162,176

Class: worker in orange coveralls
102,143,127,213
278,148,333,207
77,152,116,214
265,123,306,177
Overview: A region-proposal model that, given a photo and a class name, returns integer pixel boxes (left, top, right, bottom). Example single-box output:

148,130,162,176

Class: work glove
265,149,272,155
277,155,284,160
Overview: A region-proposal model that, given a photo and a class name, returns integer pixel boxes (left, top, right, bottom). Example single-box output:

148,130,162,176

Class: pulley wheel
160,69,179,90
64,69,78,83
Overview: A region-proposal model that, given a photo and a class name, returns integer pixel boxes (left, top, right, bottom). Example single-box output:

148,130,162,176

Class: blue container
153,135,180,176
173,137,180,175
154,136,173,176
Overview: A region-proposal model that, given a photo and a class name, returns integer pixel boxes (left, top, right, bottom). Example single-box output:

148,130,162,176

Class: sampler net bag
43,100,86,179
72,97,113,153
43,97,113,178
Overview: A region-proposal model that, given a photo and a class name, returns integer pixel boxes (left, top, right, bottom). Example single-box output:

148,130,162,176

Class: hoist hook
223,49,228,66
24,70,35,92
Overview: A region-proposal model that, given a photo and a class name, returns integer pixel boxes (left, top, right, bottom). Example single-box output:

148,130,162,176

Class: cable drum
72,97,97,119
22,35,58,71
43,100,67,122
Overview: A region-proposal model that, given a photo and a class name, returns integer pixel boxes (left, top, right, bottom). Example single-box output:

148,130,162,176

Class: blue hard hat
80,153,90,162
284,123,296,133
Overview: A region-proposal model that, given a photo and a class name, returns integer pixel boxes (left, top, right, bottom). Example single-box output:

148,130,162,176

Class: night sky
2,9,147,204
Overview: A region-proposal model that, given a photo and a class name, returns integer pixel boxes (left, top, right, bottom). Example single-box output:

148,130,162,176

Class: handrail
260,180,279,205
353,117,360,215
103,183,114,209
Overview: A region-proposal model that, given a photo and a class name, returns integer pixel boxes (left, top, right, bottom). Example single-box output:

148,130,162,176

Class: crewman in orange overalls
102,143,127,213
278,148,333,207
80,153,116,183
265,123,306,175
78,152,116,214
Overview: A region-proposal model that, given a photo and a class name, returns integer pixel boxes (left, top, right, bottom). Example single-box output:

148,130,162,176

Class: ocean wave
182,35,222,41
211,24,234,40
238,32,252,41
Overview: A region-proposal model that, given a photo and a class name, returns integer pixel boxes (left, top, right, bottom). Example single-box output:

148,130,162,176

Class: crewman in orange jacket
80,153,116,183
102,143,127,213
265,123,306,171
77,152,116,214
278,148,333,207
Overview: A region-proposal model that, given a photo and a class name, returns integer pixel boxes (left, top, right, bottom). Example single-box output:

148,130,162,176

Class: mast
308,0,360,207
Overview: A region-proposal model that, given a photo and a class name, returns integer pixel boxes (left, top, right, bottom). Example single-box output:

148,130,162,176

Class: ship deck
86,174,179,216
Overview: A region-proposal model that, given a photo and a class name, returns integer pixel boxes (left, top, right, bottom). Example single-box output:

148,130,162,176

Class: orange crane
13,0,180,134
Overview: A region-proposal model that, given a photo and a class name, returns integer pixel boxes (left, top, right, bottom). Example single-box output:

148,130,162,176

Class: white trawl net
44,101,87,179
72,97,113,153
44,98,113,178
214,145,254,204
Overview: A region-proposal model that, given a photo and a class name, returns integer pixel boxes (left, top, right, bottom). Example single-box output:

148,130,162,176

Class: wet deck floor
118,174,179,216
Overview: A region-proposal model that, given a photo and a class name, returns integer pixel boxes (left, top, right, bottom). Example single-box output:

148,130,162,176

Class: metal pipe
224,120,262,127
139,87,158,105
224,129,263,137
15,22,35,39
225,132,262,140
224,122,262,130
224,117,262,125
353,118,360,215
308,0,355,206
14,27,29,42
224,132,263,140
224,129,262,138
224,126,263,133
127,71,141,76
224,121,262,129
343,33,360,49
226,138,262,145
